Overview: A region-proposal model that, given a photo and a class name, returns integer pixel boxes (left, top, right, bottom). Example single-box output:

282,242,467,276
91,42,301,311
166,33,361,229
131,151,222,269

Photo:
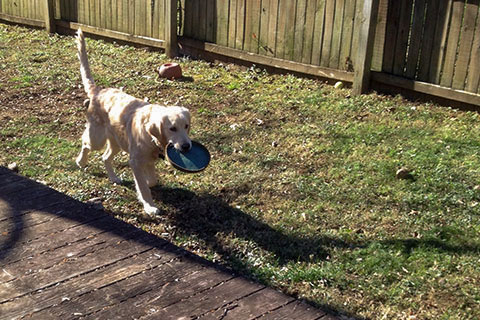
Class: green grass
1,23,480,319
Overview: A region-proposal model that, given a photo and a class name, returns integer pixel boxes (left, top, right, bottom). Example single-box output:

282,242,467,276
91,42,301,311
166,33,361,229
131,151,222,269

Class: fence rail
1,0,480,107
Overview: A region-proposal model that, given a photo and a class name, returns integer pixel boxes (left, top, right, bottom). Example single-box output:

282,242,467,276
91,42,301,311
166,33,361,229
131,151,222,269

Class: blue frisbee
166,141,210,173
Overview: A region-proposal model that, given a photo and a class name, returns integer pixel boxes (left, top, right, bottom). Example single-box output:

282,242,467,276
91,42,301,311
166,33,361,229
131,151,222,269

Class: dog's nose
181,143,191,152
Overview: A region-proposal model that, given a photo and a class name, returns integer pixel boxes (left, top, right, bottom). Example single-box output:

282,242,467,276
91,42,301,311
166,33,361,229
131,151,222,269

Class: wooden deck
0,167,337,320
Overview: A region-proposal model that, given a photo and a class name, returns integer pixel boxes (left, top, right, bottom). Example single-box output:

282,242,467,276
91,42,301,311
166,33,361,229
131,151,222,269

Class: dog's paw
144,204,160,216
109,176,123,185
147,179,158,188
76,156,88,169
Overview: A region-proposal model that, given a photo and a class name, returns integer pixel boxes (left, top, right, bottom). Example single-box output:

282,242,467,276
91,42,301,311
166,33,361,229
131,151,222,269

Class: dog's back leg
76,121,106,168
103,139,122,184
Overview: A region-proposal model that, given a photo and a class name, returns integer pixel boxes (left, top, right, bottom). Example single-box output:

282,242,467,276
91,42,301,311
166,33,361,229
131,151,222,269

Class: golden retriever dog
75,29,191,215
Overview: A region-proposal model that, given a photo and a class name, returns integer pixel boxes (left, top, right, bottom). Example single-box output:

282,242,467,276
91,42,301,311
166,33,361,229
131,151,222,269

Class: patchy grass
1,23,480,319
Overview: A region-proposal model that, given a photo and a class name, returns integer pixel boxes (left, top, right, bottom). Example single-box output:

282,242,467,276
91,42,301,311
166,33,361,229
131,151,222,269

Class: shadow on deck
0,166,340,320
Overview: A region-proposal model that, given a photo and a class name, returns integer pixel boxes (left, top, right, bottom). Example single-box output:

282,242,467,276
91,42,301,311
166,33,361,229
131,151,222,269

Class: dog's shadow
149,185,343,265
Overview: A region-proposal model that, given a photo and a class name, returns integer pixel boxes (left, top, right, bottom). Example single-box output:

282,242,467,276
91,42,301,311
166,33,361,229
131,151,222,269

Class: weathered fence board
311,0,326,65
452,1,478,90
330,0,345,68
293,0,307,62
321,0,335,67
441,0,465,88
340,0,356,70
301,0,317,64
416,0,439,82
467,8,480,93
404,0,426,79
371,0,387,72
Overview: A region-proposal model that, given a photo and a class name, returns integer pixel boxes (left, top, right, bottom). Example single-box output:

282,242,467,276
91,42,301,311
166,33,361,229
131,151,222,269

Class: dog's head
148,106,191,152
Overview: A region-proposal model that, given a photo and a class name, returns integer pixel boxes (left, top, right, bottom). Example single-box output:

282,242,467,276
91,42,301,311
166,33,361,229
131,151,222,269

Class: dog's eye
185,124,189,129
170,127,177,132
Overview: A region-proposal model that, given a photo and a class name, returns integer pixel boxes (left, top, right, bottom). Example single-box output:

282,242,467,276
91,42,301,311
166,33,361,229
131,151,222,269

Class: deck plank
259,300,330,319
0,167,338,320
202,288,295,319
88,265,234,319
0,215,111,267
141,277,265,320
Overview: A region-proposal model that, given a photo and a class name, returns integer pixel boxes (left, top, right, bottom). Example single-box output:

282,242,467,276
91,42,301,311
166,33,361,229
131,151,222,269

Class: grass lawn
1,23,479,319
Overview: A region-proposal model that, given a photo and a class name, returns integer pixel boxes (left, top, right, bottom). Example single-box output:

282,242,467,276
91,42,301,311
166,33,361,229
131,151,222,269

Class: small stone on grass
396,167,412,180
8,162,18,172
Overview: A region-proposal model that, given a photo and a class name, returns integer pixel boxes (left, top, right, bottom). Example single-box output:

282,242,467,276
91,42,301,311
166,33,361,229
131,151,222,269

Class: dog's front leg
143,160,158,188
129,157,160,215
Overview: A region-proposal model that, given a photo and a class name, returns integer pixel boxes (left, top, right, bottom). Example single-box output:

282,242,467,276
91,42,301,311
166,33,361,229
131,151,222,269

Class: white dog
75,29,191,215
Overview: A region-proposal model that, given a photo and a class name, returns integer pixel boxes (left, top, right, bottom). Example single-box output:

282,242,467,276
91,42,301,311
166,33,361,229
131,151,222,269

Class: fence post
165,0,178,58
43,0,55,33
353,0,380,95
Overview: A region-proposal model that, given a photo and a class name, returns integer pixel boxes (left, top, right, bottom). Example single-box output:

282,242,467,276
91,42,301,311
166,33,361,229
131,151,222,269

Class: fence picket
294,0,307,62
429,0,453,84
112,0,118,31
276,0,287,59
320,0,334,67
217,0,229,46
371,0,387,72
382,0,401,74
228,0,238,48
117,0,123,33
417,0,439,81
339,0,355,71
152,0,159,38
330,0,345,69
235,0,245,49
452,1,478,90
199,0,207,41
440,0,465,88
392,0,413,76
301,0,317,64
404,0,426,79
311,0,326,66
283,0,296,60
466,6,480,93
259,0,271,56
244,0,252,51
106,0,112,31
206,0,215,42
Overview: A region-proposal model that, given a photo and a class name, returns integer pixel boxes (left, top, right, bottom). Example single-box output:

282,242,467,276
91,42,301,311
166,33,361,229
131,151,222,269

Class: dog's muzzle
181,142,191,152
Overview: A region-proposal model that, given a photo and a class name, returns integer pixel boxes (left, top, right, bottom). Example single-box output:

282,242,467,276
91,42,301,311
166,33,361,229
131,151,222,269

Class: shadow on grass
150,185,480,265
151,186,344,264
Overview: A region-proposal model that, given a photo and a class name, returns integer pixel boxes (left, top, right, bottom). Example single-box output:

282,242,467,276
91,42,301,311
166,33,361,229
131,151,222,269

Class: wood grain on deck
0,167,337,320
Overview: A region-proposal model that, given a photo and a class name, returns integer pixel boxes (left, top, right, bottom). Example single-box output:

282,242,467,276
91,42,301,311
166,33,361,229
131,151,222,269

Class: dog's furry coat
75,29,191,215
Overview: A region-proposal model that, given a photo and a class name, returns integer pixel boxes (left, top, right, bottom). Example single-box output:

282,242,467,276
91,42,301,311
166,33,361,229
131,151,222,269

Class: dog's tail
76,29,96,97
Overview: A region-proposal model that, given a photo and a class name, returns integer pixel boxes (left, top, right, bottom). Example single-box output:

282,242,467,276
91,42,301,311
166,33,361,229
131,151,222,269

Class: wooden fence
183,0,362,70
56,0,168,39
1,0,480,107
0,0,46,26
381,0,480,95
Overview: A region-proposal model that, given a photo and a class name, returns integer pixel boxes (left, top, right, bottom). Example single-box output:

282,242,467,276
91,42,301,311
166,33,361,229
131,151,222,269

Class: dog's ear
181,107,191,133
147,115,168,148
146,121,161,140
